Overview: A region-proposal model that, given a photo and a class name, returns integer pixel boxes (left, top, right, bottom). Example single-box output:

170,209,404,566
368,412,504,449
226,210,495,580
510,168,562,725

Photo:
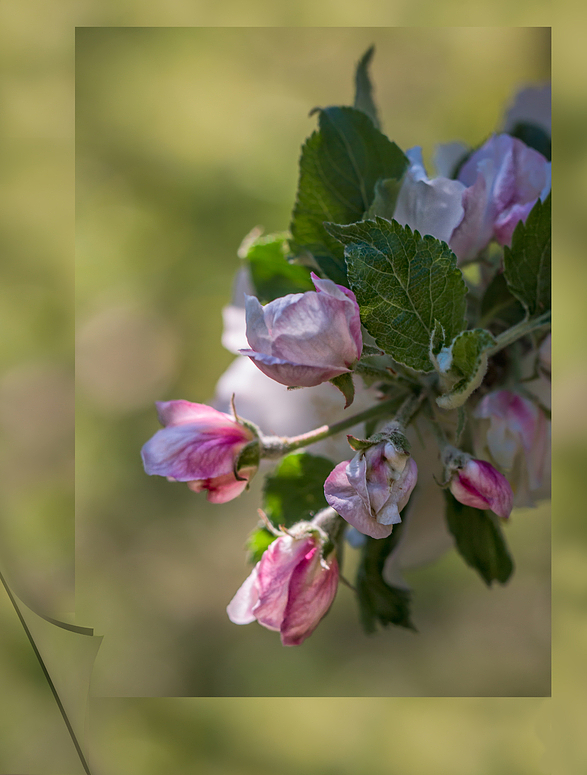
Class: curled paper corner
0,569,102,774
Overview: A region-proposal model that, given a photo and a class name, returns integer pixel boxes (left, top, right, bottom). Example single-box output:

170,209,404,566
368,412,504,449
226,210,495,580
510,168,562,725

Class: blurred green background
74,26,551,699
2,8,585,775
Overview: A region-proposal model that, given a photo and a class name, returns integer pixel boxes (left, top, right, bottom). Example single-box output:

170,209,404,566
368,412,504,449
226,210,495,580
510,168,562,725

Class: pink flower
448,457,513,518
227,524,339,646
324,438,418,539
239,272,362,389
473,390,549,507
141,400,258,503
452,133,550,257
393,135,550,263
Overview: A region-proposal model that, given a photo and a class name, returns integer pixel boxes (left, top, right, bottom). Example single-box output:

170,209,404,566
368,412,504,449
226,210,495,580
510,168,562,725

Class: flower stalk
487,311,551,357
260,391,423,460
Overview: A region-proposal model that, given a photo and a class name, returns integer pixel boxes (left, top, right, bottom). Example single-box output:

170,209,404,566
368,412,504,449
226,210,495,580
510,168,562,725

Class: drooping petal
280,549,339,646
226,564,261,625
243,294,274,355
187,468,254,504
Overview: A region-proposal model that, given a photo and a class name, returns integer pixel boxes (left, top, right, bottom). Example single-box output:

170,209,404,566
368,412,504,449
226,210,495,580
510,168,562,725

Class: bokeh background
74,26,551,699
1,7,585,775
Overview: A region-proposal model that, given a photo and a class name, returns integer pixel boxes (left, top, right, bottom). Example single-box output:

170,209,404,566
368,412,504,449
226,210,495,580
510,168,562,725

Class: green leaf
353,45,380,130
356,528,417,633
480,271,526,329
240,232,314,303
245,527,275,564
443,491,514,586
329,372,355,408
262,452,335,528
365,177,404,220
509,121,551,161
326,217,467,371
290,107,408,285
503,194,551,318
436,328,496,410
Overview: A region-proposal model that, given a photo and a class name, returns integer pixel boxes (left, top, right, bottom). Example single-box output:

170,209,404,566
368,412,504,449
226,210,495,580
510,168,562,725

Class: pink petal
239,349,350,387
280,549,339,646
494,200,536,246
156,400,237,429
141,423,250,481
226,564,261,624
449,169,493,261
324,461,394,539
187,469,252,504
253,535,316,631
310,273,363,359
450,460,513,518
394,457,419,514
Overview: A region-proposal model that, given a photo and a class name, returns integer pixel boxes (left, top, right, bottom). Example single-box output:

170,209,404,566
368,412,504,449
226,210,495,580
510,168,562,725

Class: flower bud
324,433,418,539
447,456,513,518
473,389,549,507
227,519,339,646
239,272,362,389
141,400,259,503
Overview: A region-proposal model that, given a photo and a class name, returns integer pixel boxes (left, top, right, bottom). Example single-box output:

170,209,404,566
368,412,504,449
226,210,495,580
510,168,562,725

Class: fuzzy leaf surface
290,107,408,285
503,194,551,318
327,217,467,371
436,328,496,409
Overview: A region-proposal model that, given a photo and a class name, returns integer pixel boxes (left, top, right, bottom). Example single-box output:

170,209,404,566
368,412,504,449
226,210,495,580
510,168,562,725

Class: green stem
261,393,420,459
487,311,550,357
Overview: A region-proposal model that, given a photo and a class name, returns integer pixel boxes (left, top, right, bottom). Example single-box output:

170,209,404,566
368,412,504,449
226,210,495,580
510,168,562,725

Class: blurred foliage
3,8,585,775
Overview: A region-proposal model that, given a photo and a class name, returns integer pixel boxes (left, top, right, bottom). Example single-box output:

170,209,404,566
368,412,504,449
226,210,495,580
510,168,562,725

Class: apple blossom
324,434,418,539
141,400,259,503
239,272,362,389
453,133,551,254
227,519,339,646
393,135,550,263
